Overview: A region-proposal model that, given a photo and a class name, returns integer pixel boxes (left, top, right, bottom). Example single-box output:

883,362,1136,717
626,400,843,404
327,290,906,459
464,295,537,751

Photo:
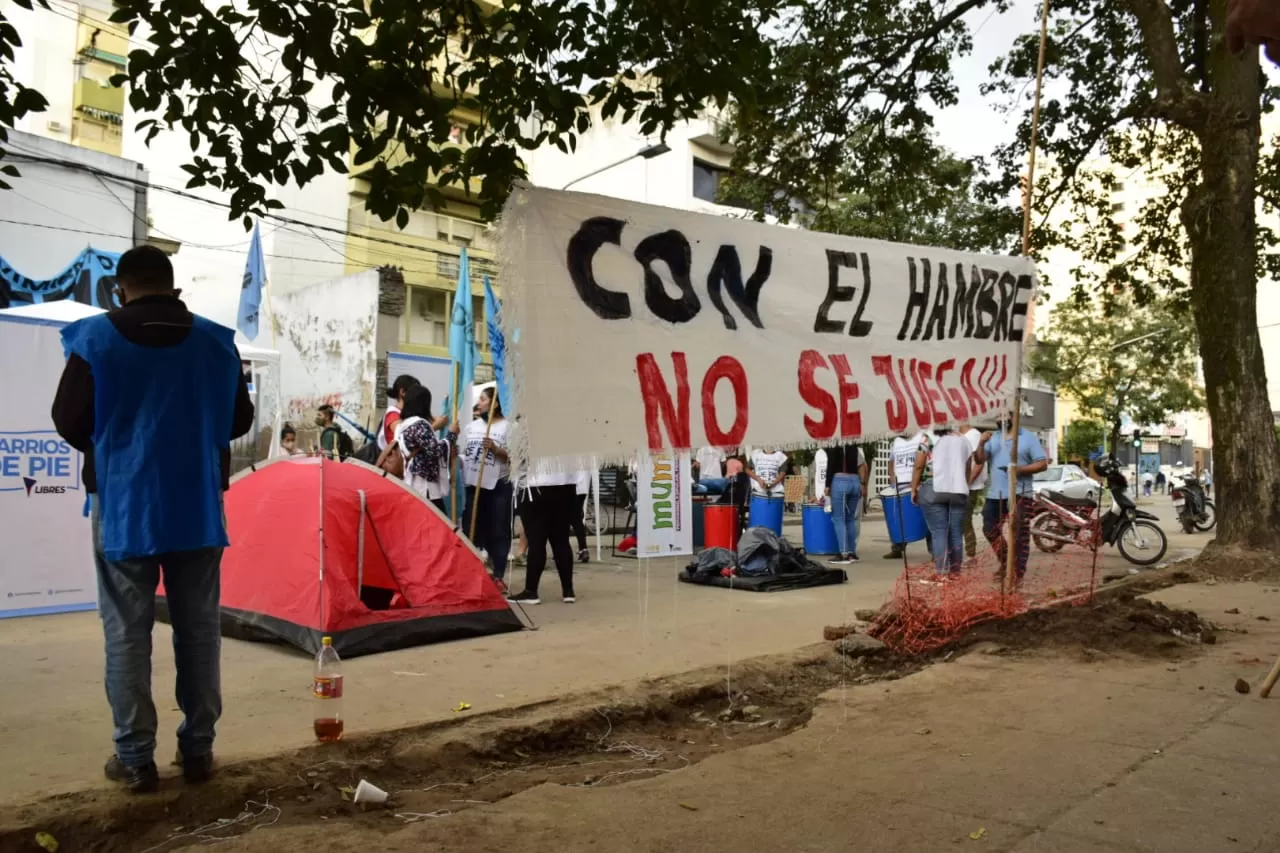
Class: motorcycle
1029,457,1168,566
1171,475,1216,534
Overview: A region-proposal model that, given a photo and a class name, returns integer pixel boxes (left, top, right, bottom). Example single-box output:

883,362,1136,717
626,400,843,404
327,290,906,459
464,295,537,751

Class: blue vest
62,313,240,561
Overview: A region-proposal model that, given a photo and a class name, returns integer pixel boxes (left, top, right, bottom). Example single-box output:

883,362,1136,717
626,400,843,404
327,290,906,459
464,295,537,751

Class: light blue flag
237,221,266,340
483,275,513,418
445,247,477,419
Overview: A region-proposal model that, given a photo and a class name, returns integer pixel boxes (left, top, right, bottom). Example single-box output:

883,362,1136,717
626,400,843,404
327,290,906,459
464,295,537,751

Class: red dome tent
160,457,522,656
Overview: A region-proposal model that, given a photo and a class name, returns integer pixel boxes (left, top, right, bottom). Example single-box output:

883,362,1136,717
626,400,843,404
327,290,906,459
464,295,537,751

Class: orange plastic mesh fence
869,511,1106,655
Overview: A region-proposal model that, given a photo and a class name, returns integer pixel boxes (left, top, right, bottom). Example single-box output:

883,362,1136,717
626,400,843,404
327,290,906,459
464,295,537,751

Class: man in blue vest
52,245,254,793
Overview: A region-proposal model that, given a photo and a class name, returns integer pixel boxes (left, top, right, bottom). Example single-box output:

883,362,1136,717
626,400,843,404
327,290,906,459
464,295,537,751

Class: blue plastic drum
749,495,784,535
879,487,927,544
802,504,838,555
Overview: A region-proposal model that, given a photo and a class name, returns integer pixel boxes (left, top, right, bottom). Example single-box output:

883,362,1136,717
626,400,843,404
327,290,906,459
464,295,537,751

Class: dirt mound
1188,546,1280,583
950,593,1213,658
0,651,885,853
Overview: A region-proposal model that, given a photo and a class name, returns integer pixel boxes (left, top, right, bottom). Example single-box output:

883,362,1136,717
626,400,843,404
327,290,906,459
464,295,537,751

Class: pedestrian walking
912,428,973,577
51,245,255,793
974,412,1049,584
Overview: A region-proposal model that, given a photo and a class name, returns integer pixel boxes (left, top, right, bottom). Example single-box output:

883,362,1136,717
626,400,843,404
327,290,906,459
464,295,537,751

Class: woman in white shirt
749,448,789,497
911,428,973,577
392,386,455,514
461,388,513,586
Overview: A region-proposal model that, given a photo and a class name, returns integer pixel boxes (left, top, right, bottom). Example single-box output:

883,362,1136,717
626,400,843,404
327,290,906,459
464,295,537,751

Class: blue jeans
830,474,862,557
923,492,967,574
696,477,728,496
92,496,223,768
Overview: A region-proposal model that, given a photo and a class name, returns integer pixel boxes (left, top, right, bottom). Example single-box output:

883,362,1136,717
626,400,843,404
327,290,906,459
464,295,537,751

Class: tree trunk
1182,95,1280,548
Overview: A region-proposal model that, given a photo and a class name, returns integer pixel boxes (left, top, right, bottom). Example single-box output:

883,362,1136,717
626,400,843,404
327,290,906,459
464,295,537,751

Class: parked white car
1031,464,1099,502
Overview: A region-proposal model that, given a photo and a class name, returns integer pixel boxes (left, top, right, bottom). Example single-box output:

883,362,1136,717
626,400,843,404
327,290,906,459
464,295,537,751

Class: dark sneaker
849,553,860,563
563,595,577,603
828,556,853,566
174,751,215,784
508,591,541,605
104,756,159,793
578,548,590,564
883,550,904,560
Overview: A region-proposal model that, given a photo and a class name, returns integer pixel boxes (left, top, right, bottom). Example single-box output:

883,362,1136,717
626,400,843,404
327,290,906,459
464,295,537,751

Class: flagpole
450,360,462,525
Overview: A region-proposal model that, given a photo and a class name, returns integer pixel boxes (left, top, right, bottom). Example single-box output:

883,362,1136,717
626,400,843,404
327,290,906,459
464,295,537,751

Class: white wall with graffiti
0,130,141,308
272,270,380,447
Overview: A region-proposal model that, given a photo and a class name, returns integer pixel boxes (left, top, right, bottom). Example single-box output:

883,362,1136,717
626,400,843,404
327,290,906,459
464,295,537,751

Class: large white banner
500,186,1036,464
0,315,95,617
635,452,693,558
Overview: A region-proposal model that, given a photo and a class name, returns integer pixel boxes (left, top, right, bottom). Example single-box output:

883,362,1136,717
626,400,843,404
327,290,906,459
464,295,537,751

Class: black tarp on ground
679,527,849,592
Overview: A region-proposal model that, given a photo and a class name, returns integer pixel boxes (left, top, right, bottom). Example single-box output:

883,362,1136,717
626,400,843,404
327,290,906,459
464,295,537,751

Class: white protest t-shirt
930,433,971,496
890,432,931,487
462,418,510,490
575,469,591,496
813,449,828,498
750,449,789,497
963,428,987,491
696,447,725,480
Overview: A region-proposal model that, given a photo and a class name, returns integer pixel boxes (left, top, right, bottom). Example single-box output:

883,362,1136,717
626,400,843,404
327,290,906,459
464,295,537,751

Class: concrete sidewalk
0,503,1202,808
220,580,1280,853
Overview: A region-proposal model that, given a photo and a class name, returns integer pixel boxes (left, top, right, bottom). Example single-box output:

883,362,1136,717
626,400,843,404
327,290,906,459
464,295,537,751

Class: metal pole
450,361,462,524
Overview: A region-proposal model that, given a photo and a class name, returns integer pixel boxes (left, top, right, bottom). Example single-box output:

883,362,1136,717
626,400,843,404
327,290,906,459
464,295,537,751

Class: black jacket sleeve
231,369,255,440
51,353,95,452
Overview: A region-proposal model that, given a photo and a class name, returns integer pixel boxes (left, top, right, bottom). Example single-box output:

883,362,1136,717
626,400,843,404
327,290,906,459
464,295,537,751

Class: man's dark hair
318,404,335,419
117,245,175,293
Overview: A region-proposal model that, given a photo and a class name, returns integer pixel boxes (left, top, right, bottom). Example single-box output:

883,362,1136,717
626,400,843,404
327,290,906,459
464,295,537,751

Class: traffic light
1132,430,1142,448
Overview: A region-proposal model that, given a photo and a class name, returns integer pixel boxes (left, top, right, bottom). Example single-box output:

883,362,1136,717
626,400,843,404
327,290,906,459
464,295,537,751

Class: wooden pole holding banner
468,396,501,543
450,361,462,524
1006,0,1052,597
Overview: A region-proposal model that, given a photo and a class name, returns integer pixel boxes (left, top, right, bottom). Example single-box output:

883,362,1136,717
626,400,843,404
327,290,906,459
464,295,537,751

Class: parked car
1031,464,1098,502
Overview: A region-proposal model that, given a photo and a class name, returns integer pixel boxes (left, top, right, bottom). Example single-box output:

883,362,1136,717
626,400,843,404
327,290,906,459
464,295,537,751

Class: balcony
687,109,735,156
73,78,124,124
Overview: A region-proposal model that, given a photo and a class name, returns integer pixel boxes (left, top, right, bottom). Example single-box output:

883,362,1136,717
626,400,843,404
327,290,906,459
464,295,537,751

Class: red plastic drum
703,504,740,550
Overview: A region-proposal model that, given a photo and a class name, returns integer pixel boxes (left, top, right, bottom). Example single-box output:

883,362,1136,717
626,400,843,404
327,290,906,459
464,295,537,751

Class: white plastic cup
353,779,389,804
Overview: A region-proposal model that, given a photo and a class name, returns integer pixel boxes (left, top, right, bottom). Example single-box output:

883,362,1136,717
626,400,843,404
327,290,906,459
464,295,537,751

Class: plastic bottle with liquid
313,636,344,742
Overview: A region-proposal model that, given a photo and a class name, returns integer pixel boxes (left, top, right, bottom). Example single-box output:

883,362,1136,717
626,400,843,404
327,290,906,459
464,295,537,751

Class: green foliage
1030,292,1201,449
0,0,51,190
2,0,792,223
1060,418,1105,462
798,147,1020,253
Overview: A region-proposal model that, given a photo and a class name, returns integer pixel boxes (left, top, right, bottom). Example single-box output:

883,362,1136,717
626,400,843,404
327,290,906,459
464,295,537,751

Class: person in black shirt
824,444,868,564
